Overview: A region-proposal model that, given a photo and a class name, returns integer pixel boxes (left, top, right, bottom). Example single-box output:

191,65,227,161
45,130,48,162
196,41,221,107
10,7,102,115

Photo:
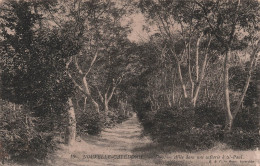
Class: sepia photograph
0,0,259,165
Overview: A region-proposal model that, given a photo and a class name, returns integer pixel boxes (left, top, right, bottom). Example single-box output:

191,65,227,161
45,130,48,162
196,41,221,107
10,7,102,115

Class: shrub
0,105,57,164
225,129,260,150
104,109,119,127
175,125,224,151
150,107,194,143
105,108,133,127
139,110,156,136
116,113,131,124
132,87,155,135
233,107,259,131
194,104,225,128
140,106,225,151
77,110,104,135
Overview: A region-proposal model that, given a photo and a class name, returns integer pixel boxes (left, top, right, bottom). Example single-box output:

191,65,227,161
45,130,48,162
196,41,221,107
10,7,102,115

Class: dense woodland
0,0,259,165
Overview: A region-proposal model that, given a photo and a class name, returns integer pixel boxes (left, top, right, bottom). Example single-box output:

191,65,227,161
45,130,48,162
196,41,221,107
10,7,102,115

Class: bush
150,107,194,143
175,125,224,151
139,106,225,151
0,105,57,164
116,113,131,124
139,110,156,136
194,104,225,128
233,107,259,131
104,108,132,127
225,129,260,150
77,110,104,135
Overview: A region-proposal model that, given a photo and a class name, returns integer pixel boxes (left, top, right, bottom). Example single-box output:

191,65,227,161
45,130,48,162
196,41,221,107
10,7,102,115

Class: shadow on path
52,114,162,166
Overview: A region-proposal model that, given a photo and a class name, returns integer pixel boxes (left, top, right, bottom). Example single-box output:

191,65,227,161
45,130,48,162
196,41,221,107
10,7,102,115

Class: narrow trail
52,114,162,166
51,114,258,166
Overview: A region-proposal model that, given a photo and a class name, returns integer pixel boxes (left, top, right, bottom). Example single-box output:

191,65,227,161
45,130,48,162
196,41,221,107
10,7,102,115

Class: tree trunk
223,48,233,132
172,90,175,105
83,97,87,111
104,95,109,113
196,33,203,82
171,70,176,104
233,41,259,119
257,76,260,135
65,97,76,146
233,61,256,119
188,41,194,99
82,76,99,113
171,50,188,99
164,73,171,107
92,98,100,113
192,35,211,107
103,86,116,114
192,53,207,107
176,61,188,98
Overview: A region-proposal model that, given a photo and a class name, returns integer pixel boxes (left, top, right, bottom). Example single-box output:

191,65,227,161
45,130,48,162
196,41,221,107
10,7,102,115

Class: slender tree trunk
192,35,211,107
177,61,188,98
171,50,188,99
233,40,259,119
188,42,194,98
257,75,260,135
178,94,183,107
83,97,87,111
92,98,100,113
164,73,171,107
196,33,203,82
171,70,176,104
233,60,256,119
166,95,172,107
65,97,76,146
103,85,116,114
82,76,99,113
192,54,207,107
104,102,109,113
172,90,175,105
223,48,233,131
104,94,109,113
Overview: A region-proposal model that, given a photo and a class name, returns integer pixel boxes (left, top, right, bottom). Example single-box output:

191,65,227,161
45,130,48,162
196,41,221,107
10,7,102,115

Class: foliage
0,1,74,164
0,1,259,164
0,103,58,164
150,107,194,142
0,0,74,116
77,110,104,135
76,104,132,135
194,104,225,128
134,0,260,151
105,107,133,127
132,86,154,135
133,104,222,151
233,107,259,131
229,65,259,107
175,126,223,151
225,129,260,150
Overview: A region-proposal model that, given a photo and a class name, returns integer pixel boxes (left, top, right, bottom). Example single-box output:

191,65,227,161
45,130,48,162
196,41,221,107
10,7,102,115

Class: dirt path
52,114,160,166
51,114,259,166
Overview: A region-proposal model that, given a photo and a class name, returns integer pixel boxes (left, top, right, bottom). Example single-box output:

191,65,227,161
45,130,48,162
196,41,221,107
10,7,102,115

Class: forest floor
51,114,259,166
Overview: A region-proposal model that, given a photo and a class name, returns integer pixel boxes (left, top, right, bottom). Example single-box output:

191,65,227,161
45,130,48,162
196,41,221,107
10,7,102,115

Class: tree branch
107,86,116,103
74,55,84,75
66,57,85,94
94,85,104,102
84,50,98,77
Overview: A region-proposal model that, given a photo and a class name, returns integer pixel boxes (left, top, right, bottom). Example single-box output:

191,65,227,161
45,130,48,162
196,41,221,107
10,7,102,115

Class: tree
195,0,260,131
65,0,133,117
138,0,214,108
0,0,77,145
